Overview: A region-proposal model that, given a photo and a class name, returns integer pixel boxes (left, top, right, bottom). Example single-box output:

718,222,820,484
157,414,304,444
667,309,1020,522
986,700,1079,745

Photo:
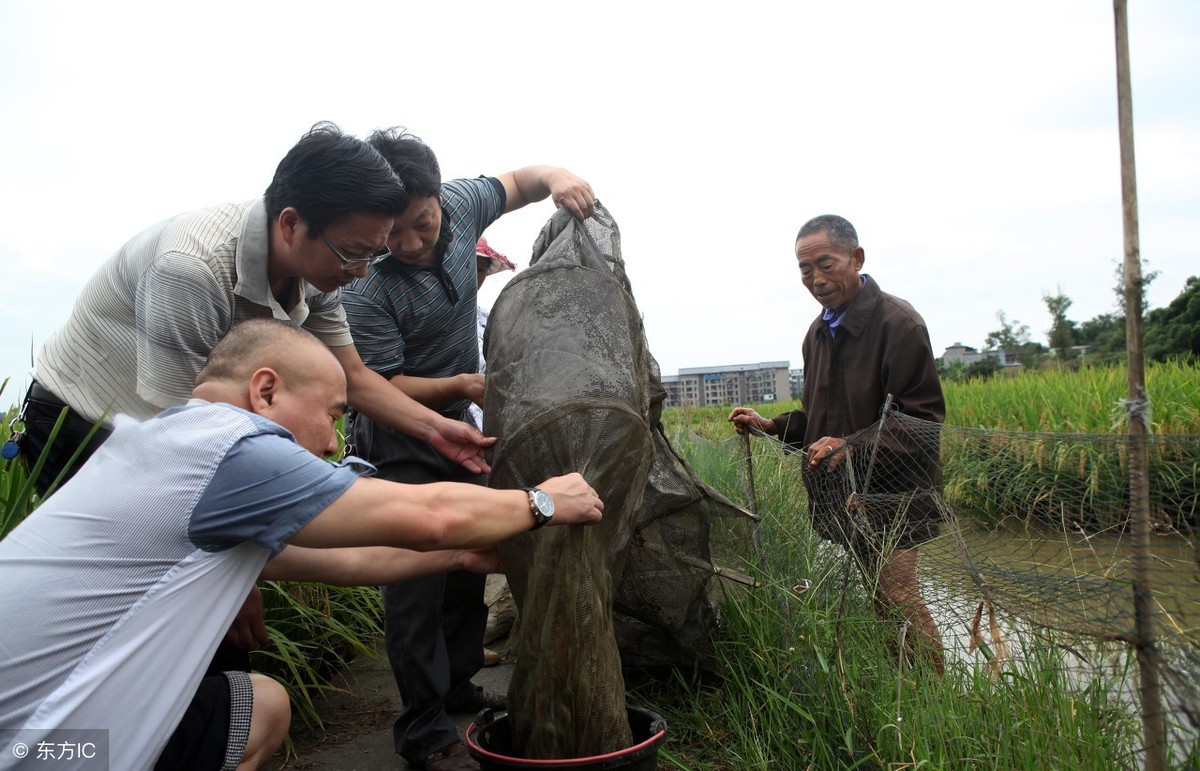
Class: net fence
690,413,1200,762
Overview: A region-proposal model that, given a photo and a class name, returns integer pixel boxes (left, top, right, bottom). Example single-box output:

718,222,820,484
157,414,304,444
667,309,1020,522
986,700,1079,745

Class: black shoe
417,740,479,771
446,684,506,713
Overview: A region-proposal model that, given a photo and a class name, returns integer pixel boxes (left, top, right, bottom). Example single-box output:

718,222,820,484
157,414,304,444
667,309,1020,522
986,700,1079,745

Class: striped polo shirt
342,177,504,416
33,199,354,423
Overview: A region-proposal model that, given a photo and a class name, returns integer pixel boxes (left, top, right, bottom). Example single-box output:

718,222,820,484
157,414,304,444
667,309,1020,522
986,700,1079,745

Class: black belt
28,381,69,409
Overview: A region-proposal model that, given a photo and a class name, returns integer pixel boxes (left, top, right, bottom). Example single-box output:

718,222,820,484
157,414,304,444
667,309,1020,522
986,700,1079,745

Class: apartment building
662,361,791,408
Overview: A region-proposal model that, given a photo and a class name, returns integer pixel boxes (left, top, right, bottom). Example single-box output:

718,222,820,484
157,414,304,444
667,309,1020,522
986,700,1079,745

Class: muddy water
919,519,1200,756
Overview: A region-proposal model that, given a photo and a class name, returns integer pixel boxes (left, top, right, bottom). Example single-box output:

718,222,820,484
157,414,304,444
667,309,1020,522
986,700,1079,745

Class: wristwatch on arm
523,487,554,530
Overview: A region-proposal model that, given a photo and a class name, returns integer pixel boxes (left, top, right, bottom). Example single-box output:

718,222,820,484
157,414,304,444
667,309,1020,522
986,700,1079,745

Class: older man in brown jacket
730,213,945,672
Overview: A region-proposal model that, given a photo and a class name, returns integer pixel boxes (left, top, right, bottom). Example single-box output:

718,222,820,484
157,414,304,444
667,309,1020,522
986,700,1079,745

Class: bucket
466,706,667,770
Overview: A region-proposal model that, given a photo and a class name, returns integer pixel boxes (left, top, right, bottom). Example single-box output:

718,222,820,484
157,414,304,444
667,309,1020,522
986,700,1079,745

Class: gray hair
797,214,859,251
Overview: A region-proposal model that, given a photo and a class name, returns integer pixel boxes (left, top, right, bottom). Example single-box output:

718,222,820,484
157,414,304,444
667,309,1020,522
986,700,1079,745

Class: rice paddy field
664,359,1200,440
649,359,1200,769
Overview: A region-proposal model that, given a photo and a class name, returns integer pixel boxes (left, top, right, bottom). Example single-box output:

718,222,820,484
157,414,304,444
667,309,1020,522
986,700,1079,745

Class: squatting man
0,319,604,771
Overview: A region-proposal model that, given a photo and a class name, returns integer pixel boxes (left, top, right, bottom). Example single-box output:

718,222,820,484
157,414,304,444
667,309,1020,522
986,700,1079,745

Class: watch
523,487,555,530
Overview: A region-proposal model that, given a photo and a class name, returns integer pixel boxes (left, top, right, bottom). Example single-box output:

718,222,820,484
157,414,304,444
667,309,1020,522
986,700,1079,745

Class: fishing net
482,204,753,759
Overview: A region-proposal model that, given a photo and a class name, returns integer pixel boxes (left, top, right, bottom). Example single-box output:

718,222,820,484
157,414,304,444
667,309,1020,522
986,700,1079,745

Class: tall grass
648,363,1200,767
944,360,1200,434
644,432,1149,769
664,361,1200,439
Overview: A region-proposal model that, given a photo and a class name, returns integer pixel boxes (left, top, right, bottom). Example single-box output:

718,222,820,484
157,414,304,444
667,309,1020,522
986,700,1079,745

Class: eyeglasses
316,230,392,270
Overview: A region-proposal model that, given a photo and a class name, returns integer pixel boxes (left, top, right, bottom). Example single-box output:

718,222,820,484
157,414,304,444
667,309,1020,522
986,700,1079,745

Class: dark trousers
352,410,488,761
18,381,113,497
384,570,487,761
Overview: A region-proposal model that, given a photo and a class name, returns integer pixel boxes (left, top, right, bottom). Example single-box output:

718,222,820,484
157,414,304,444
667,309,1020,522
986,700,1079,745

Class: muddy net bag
483,204,752,759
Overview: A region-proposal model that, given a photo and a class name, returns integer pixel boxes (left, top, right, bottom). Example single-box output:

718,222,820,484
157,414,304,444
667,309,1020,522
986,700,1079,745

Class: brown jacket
770,275,945,547
772,274,944,452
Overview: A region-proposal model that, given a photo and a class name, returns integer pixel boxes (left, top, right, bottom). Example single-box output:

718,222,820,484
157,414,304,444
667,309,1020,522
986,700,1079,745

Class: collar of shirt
233,198,312,325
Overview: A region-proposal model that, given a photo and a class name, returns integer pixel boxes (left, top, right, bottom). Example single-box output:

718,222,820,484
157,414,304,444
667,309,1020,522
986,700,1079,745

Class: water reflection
920,517,1200,759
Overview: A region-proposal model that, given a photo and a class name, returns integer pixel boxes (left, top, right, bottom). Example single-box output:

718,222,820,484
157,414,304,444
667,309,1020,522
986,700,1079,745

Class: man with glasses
21,121,493,496
342,126,594,771
315,229,393,270
15,122,496,673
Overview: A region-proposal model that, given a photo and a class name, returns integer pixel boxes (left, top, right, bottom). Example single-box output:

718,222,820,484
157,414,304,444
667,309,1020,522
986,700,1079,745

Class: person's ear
248,367,282,413
277,207,304,249
853,246,866,271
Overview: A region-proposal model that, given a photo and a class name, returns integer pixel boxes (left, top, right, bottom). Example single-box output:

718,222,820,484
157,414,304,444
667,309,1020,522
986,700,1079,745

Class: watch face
532,489,554,516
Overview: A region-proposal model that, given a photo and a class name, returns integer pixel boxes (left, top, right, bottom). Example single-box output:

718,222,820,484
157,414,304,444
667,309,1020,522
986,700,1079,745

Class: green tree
1145,276,1200,361
1113,259,1158,317
1076,312,1126,364
984,311,1031,350
1043,289,1078,359
983,311,1047,369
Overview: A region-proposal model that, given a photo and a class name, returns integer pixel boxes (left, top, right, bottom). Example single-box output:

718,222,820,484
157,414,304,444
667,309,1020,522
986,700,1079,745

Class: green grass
645,431,1151,769
943,360,1200,434
650,363,1200,767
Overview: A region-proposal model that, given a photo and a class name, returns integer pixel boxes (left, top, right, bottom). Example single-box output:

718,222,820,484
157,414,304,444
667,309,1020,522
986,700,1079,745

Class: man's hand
459,547,503,574
728,407,776,436
546,169,596,220
224,585,269,651
806,435,848,471
429,417,496,474
536,473,604,525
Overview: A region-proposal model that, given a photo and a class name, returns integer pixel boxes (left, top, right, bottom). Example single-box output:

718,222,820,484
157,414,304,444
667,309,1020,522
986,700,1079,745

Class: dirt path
272,642,514,770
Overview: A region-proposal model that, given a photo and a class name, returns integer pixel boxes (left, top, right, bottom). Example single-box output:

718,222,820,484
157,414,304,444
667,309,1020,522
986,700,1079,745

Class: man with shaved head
0,319,604,771
12,121,498,681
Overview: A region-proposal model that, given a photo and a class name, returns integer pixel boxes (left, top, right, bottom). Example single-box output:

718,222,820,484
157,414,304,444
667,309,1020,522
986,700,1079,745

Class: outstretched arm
728,407,779,436
330,343,495,473
289,472,604,552
389,372,485,410
498,166,596,220
263,544,502,585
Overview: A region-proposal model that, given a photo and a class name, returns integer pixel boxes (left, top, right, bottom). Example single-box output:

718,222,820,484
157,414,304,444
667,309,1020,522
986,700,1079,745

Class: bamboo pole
1112,2,1165,768
742,431,764,569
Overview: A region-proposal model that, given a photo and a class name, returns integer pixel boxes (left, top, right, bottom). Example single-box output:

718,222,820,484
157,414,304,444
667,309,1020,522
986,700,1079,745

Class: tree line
942,268,1199,380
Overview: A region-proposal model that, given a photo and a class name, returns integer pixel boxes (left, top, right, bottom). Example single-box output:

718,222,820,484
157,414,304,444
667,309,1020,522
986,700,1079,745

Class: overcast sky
1,1,1196,408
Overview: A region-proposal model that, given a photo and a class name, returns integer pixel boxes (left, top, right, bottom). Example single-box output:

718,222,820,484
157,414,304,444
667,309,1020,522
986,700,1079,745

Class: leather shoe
418,740,478,771
446,683,506,713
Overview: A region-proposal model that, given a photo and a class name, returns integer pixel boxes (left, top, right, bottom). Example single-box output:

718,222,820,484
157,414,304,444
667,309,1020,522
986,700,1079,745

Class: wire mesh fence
677,415,1200,767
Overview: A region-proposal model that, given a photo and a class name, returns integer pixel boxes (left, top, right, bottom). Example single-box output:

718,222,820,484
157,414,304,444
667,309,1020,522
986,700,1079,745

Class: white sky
1,1,1197,407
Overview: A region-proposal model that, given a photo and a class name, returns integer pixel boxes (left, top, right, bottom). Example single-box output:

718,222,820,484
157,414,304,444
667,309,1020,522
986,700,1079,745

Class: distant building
789,368,804,399
941,342,1020,368
662,361,791,408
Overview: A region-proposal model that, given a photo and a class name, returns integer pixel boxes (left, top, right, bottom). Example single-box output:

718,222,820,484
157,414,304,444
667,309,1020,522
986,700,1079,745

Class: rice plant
649,432,1148,770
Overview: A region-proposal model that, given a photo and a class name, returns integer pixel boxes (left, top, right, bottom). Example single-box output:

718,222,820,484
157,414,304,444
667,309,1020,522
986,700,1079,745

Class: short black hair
366,126,442,199
797,214,859,251
264,121,409,233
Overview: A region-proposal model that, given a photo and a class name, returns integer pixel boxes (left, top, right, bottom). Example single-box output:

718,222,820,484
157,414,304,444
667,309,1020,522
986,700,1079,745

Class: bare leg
877,547,944,674
236,674,291,771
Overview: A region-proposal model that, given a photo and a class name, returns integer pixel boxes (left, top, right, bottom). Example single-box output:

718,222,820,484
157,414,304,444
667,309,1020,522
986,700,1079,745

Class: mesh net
695,410,1200,761
482,205,753,759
